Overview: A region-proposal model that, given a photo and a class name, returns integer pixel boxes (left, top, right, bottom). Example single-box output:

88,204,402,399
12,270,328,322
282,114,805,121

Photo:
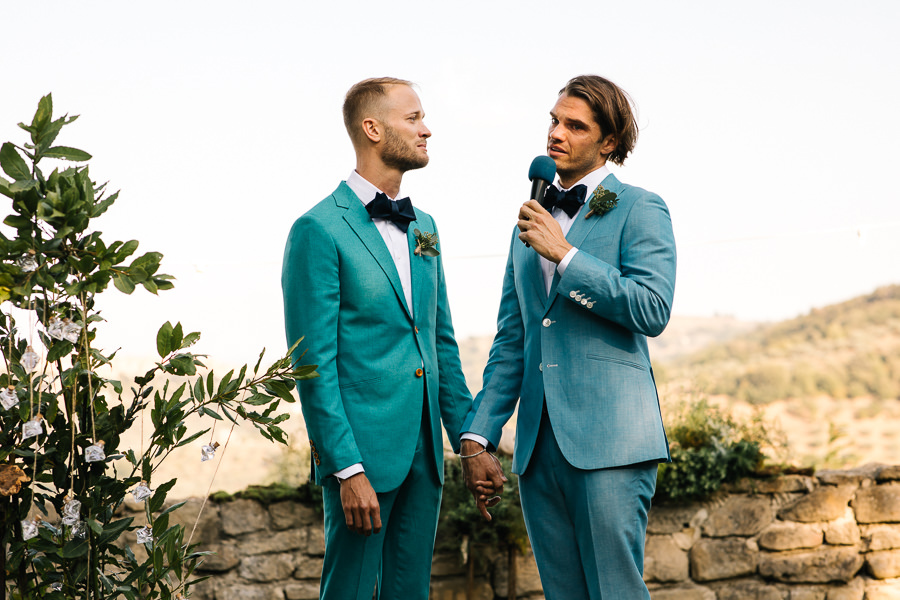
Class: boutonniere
413,229,440,257
585,185,618,219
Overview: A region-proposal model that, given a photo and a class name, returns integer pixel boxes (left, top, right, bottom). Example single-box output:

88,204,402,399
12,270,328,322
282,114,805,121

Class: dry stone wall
139,464,900,599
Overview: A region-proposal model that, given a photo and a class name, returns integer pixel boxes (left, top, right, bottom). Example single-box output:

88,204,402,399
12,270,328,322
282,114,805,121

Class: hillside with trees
662,285,900,404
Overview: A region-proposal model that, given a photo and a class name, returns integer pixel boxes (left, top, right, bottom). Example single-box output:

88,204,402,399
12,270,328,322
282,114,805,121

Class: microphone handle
531,178,551,209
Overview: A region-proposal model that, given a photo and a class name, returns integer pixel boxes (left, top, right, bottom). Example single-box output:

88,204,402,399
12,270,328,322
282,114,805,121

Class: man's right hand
339,473,382,536
460,439,508,521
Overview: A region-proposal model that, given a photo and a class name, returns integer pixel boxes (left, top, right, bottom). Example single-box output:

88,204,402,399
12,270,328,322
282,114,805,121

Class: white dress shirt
462,164,611,449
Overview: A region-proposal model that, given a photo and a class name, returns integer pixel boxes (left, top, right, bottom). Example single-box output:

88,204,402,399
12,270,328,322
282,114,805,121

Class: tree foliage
0,95,316,600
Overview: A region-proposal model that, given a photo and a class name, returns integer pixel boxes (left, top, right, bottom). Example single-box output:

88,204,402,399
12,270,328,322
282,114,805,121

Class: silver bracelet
460,448,486,459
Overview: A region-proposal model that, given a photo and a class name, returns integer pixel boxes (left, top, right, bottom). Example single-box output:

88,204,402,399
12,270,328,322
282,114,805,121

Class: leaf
114,274,135,294
43,146,92,161
59,537,90,558
0,142,31,181
31,95,53,136
156,321,174,358
149,479,177,513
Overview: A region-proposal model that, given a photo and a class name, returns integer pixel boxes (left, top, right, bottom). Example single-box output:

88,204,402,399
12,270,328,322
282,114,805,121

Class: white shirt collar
555,164,611,194
346,170,401,206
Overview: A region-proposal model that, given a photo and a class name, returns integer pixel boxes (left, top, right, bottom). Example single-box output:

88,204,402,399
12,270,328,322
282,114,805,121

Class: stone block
492,550,543,597
644,535,689,583
431,552,467,577
649,505,707,535
648,584,715,600
779,486,856,523
690,538,758,582
284,581,320,600
758,546,863,583
752,475,815,494
877,466,900,482
824,511,861,546
215,584,271,600
825,577,865,600
270,501,318,530
220,499,269,535
702,495,774,537
168,498,221,545
789,587,827,600
238,528,305,555
239,552,295,582
306,524,326,556
853,484,900,524
708,578,784,600
293,555,323,580
759,521,823,551
817,464,881,486
864,579,900,600
868,550,900,579
863,525,900,551
197,541,240,572
429,577,493,600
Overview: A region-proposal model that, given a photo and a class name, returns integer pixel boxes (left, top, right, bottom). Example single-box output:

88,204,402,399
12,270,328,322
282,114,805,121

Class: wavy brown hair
559,75,638,166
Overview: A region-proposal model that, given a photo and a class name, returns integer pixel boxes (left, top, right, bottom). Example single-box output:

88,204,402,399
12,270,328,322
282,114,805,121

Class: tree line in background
661,285,900,404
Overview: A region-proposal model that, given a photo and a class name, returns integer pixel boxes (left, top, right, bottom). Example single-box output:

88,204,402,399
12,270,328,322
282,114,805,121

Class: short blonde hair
342,77,413,146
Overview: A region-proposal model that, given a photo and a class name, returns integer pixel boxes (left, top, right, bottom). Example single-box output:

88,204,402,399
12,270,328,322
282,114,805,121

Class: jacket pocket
585,355,648,371
339,375,383,390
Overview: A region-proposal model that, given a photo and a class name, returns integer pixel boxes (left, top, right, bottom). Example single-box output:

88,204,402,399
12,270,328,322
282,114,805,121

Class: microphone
528,155,557,209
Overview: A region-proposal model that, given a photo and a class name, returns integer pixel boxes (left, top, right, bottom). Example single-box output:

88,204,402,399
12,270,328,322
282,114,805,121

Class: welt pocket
585,355,647,371
586,234,615,247
339,375,382,390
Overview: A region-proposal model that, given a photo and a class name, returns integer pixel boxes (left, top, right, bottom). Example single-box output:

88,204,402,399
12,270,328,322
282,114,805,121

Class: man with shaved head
282,77,474,599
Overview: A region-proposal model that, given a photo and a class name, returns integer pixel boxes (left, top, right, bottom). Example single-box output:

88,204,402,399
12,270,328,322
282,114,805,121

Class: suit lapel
337,183,412,320
407,220,425,321
545,173,622,312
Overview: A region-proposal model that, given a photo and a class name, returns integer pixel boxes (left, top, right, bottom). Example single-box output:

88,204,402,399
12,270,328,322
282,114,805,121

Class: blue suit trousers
519,409,657,599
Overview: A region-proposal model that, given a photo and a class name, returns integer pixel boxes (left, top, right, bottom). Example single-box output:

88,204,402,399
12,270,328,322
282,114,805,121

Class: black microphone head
528,155,557,183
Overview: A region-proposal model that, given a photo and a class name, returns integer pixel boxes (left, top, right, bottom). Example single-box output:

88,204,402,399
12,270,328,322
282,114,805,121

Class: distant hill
662,285,900,404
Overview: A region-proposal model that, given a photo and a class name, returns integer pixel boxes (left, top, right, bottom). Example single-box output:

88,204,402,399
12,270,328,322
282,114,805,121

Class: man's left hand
517,200,572,263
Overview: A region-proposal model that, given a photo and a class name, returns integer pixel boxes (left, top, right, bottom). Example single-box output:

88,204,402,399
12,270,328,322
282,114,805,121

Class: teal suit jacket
282,182,472,492
464,173,675,474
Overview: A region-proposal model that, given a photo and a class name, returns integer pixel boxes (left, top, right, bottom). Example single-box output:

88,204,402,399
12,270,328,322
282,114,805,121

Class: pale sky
2,1,899,366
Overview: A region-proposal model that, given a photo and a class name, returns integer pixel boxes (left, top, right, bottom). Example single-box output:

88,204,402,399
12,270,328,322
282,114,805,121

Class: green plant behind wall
0,95,316,600
655,399,776,503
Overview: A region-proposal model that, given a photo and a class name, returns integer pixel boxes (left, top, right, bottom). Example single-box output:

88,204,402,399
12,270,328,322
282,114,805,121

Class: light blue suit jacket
282,182,472,492
463,173,676,474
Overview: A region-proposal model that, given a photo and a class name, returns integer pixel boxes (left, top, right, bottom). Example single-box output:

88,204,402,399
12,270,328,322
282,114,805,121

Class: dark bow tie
365,192,417,233
544,184,587,218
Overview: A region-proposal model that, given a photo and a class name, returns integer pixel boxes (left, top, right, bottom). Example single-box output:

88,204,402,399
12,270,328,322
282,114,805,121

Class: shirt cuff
461,433,490,449
557,247,579,276
333,463,364,481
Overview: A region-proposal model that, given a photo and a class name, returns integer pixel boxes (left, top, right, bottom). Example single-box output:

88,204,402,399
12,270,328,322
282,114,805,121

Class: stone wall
137,464,900,600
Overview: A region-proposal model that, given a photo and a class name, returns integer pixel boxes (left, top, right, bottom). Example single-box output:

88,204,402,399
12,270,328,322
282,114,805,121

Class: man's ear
599,133,617,156
362,118,382,143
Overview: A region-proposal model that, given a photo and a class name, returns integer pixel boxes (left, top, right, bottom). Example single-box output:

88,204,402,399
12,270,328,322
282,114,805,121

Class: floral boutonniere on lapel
585,184,618,219
413,229,440,257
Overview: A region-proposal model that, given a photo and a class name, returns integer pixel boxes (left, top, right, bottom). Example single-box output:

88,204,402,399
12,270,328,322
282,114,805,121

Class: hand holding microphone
521,156,557,248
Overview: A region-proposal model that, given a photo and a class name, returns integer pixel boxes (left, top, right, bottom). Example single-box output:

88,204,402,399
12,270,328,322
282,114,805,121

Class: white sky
2,0,899,366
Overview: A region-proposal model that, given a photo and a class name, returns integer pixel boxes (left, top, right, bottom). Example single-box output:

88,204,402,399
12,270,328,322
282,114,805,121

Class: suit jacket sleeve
282,213,362,476
462,227,526,449
558,190,676,337
432,222,473,454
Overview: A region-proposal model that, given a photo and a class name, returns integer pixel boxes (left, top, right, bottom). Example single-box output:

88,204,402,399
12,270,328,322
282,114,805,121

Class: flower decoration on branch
413,229,440,257
585,185,618,219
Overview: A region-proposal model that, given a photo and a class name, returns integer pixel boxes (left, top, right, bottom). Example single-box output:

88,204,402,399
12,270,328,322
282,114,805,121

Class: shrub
656,399,774,503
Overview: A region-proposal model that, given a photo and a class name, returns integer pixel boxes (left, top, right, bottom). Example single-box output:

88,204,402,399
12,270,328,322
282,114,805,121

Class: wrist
461,439,485,454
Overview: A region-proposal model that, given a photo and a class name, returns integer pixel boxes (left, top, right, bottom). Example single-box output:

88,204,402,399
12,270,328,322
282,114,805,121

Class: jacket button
569,290,579,299
414,326,419,334
542,318,551,327
415,368,423,377
538,363,543,372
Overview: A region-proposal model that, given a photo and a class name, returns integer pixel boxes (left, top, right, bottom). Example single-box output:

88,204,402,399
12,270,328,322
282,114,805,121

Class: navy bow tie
366,192,417,233
544,184,587,218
